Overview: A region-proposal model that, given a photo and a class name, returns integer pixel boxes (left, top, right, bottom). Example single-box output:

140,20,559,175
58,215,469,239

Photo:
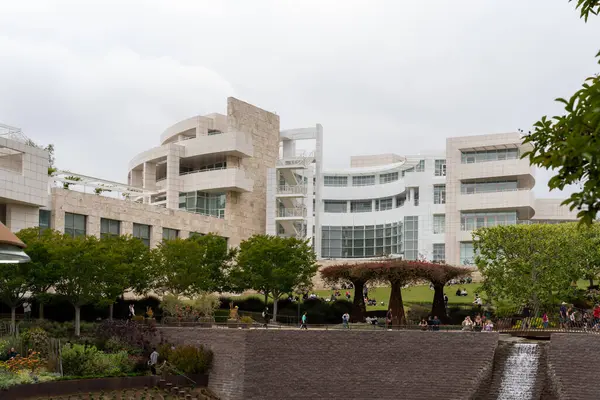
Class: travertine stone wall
159,328,499,400
226,97,279,239
51,188,242,247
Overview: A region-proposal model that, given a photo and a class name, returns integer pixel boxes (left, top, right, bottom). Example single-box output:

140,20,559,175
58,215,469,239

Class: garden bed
2,373,208,399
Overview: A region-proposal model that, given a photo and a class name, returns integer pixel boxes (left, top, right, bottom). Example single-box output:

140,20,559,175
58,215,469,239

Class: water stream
495,343,540,400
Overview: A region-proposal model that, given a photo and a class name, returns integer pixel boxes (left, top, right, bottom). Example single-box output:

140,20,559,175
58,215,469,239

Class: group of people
462,315,494,332
419,316,442,331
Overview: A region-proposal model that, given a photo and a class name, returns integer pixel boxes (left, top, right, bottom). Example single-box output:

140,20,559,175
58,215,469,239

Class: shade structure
0,222,30,263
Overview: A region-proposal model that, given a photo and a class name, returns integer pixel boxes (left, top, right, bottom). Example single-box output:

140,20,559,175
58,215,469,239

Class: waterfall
496,343,540,400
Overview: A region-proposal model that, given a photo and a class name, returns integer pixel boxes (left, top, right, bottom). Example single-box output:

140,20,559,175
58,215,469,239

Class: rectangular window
433,185,446,204
415,160,425,172
350,200,372,213
376,197,393,211
403,216,419,260
395,195,406,208
64,212,86,237
433,214,445,234
324,176,348,187
179,155,227,175
460,211,517,231
379,172,399,184
100,218,121,238
460,242,476,265
321,223,402,259
461,148,519,164
460,180,518,194
352,175,375,186
163,228,179,240
435,160,446,176
433,244,445,263
39,210,51,233
179,191,226,219
324,200,347,213
133,223,151,247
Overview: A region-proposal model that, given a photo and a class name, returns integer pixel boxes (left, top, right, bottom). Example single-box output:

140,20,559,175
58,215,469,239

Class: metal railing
179,165,229,176
277,208,306,218
277,184,307,195
460,187,530,195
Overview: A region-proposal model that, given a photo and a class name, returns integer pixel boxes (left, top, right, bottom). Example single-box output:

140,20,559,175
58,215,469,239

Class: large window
461,180,518,194
461,148,519,164
350,200,372,213
375,197,393,211
460,211,517,231
415,160,425,172
133,223,151,247
179,191,226,219
433,244,445,263
39,210,51,233
433,214,445,234
321,222,403,258
396,195,406,208
379,172,399,184
460,242,476,265
100,218,120,238
64,212,86,237
162,228,179,241
433,185,446,204
324,200,347,213
435,160,446,176
179,157,227,175
324,176,348,187
352,175,375,187
404,216,419,260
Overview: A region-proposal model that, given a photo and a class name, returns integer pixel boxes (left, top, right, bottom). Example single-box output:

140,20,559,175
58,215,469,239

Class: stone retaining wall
159,328,498,400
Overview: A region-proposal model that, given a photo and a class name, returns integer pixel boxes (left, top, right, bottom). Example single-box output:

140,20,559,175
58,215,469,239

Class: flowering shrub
3,352,42,373
21,328,50,357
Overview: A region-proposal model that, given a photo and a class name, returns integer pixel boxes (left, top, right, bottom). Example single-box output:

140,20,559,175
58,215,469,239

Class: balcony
276,157,313,169
457,157,534,182
457,188,535,214
276,207,307,219
276,184,307,196
180,168,253,193
181,131,253,158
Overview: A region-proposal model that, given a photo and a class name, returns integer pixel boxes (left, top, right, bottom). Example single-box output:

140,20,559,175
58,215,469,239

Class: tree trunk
273,297,278,323
109,304,114,321
350,279,366,323
39,303,44,320
74,305,81,337
264,292,268,309
431,283,448,322
10,307,16,334
589,278,595,289
388,280,406,326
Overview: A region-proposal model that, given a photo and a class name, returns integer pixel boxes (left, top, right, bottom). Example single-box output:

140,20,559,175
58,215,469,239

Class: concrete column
143,162,156,190
87,215,101,238
282,140,296,158
121,221,134,236
131,169,143,188
166,149,183,210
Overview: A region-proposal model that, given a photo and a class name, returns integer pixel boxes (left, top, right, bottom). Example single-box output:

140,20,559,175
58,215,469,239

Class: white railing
277,208,306,218
461,187,530,195
179,165,229,176
276,157,312,168
277,185,307,195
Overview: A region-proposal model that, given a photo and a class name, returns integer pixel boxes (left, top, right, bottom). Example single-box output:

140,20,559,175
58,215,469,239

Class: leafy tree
16,228,65,319
231,235,317,322
152,234,235,297
0,262,32,333
474,224,579,310
563,223,600,288
522,0,600,224
97,235,151,320
419,263,470,322
51,235,106,336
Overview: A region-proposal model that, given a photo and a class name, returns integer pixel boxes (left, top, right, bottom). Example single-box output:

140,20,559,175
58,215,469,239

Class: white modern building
0,98,577,268
315,133,577,266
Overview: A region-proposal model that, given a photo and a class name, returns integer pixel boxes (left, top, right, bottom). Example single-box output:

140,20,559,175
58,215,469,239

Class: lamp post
0,222,30,263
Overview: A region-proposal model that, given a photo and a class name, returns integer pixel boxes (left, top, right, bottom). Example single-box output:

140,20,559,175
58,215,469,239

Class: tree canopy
522,0,600,224
231,235,317,322
474,223,585,309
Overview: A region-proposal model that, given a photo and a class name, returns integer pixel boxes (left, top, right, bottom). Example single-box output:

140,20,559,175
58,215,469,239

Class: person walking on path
342,312,350,329
22,301,32,322
262,307,270,328
128,304,135,320
148,348,159,375
300,312,308,330
386,308,393,330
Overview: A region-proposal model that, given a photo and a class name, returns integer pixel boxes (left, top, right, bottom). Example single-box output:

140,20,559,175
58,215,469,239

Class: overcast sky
1,0,598,198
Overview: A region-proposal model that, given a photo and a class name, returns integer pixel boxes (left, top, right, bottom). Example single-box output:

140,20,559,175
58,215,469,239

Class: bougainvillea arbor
320,260,470,325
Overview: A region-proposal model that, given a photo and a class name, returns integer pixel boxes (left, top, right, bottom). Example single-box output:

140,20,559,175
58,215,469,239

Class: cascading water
495,343,540,400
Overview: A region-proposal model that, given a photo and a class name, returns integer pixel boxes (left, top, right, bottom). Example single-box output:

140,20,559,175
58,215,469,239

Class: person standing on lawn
149,348,159,375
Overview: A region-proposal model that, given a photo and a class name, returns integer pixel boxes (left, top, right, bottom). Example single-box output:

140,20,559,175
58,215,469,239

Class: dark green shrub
61,344,133,377
21,327,50,357
168,345,213,374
